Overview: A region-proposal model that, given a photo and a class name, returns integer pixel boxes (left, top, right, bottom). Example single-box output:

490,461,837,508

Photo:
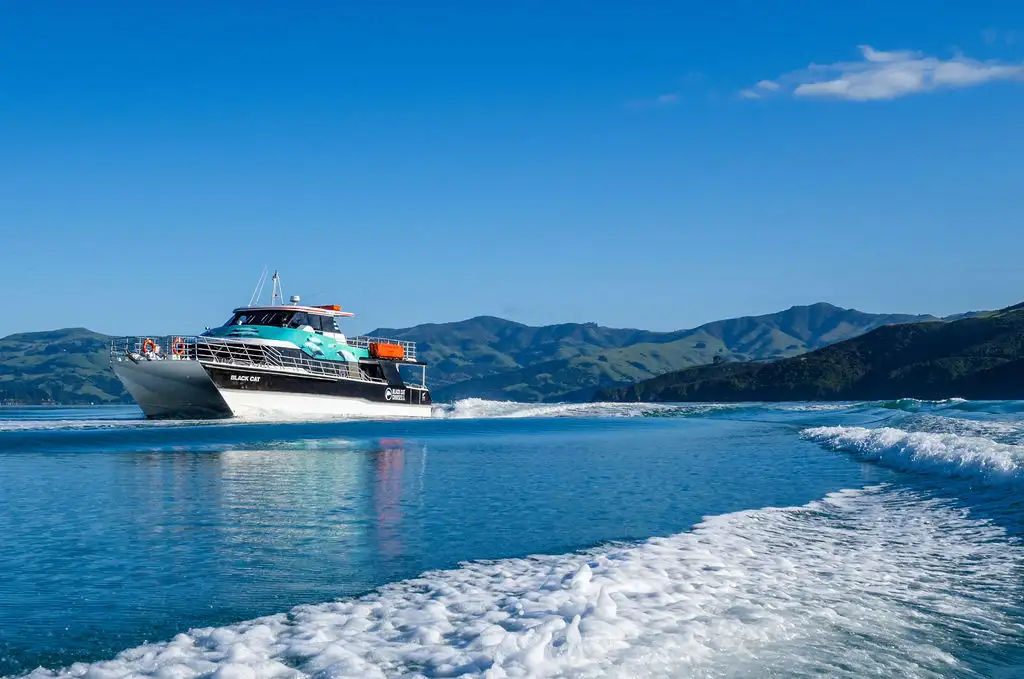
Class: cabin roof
233,305,355,318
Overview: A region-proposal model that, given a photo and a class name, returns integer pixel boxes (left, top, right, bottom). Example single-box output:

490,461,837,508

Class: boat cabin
222,305,354,343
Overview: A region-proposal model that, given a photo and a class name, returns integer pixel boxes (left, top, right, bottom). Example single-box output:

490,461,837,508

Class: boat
109,271,432,419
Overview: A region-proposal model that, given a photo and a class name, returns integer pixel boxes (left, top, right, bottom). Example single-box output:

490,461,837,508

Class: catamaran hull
112,359,432,420
112,358,233,419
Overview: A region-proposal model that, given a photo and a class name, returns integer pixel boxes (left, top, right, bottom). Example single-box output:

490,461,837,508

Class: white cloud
743,45,1024,101
739,80,780,99
857,46,918,63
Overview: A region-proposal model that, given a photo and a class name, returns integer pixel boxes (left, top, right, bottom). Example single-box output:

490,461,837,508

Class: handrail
109,335,388,384
347,335,418,362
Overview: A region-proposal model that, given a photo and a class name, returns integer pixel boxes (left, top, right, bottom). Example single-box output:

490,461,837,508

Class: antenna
271,270,284,305
248,267,269,307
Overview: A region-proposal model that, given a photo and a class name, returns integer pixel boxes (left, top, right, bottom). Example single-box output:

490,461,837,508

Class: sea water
1,399,1024,677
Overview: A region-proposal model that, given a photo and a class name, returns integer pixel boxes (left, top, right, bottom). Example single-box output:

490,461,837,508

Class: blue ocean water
2,398,1024,678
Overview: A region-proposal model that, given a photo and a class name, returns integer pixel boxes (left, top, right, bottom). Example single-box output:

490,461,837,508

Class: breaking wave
873,397,968,411
433,398,744,420
434,398,1024,421
802,425,1024,485
865,397,1024,415
15,486,1024,679
891,413,1024,445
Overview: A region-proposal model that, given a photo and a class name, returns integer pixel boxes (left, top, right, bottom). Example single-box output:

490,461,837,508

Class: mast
270,270,284,305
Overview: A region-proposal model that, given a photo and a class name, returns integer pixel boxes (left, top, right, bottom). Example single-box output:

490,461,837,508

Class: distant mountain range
595,304,1024,403
379,303,944,402
0,303,958,406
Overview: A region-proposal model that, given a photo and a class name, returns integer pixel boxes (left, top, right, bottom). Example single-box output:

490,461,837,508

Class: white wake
802,425,1024,485
433,398,740,420
17,486,1023,679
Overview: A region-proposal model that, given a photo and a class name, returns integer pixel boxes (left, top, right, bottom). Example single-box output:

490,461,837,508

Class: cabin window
287,312,312,329
226,310,294,327
319,315,341,333
220,310,343,331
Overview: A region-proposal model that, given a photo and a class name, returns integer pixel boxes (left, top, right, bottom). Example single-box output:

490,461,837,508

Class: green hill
0,328,130,405
408,303,936,402
366,315,670,390
0,303,942,405
593,304,1024,403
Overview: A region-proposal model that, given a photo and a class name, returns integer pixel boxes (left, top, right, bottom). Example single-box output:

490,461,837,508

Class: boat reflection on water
213,437,427,567
374,439,406,558
109,435,429,614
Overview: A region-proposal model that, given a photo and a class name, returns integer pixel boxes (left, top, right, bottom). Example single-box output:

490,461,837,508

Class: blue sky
2,1,1023,337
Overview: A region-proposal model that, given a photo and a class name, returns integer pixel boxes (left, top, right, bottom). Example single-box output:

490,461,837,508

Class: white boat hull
112,356,433,421
217,388,434,420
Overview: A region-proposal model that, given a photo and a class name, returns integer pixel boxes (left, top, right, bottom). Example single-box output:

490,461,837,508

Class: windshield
222,310,341,331
224,310,295,327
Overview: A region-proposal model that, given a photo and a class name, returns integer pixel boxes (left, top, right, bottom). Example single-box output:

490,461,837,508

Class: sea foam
802,425,1024,485
17,486,1023,679
434,398,739,420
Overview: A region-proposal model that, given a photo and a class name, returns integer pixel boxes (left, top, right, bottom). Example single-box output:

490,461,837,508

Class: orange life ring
141,339,157,354
172,337,186,356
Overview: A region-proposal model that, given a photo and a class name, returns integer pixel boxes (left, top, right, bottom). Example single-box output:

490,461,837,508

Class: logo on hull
384,387,406,401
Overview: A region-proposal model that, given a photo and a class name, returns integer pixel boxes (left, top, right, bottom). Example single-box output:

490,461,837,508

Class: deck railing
347,336,418,362
109,335,390,384
110,336,200,362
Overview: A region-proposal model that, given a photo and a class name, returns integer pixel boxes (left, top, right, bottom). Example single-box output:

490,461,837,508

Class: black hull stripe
204,365,432,406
